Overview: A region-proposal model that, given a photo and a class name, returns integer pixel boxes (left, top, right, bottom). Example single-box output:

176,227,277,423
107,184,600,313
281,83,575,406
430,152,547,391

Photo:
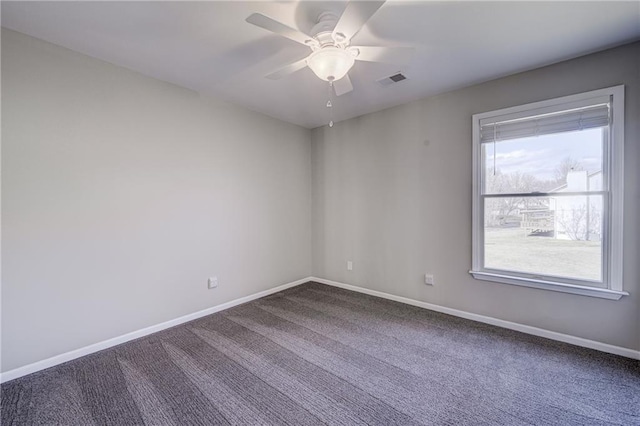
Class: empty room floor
2,282,638,425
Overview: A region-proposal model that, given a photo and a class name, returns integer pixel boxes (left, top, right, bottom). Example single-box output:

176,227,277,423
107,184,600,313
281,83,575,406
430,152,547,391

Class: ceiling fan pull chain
328,80,334,127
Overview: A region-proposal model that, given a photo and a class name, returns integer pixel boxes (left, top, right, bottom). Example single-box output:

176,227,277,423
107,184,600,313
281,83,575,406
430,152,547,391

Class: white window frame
470,86,627,300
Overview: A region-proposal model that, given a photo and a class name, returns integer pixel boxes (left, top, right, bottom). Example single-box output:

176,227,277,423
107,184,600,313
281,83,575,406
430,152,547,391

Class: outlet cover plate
208,276,218,289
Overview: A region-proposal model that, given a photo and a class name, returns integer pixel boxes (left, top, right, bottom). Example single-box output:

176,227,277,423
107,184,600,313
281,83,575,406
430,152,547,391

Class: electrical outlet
347,261,353,271
208,276,218,289
424,274,435,285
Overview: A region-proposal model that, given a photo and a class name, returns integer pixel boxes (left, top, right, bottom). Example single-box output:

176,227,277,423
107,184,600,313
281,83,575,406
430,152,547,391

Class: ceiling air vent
377,72,408,86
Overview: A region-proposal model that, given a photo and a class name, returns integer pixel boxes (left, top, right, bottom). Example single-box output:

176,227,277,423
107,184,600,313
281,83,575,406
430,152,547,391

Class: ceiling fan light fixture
306,47,355,82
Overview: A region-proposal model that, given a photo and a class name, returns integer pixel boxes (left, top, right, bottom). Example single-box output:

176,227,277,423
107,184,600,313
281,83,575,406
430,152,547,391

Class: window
470,86,626,299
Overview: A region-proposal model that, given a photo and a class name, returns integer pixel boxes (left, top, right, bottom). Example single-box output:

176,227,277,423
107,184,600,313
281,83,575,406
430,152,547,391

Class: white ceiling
2,1,639,129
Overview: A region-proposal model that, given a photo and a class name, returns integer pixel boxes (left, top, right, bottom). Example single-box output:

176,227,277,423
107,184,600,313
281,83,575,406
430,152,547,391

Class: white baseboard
310,277,640,360
3,275,637,383
0,277,312,384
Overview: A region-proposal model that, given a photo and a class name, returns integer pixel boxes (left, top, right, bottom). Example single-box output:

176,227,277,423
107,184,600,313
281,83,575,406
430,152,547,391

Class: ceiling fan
246,1,413,96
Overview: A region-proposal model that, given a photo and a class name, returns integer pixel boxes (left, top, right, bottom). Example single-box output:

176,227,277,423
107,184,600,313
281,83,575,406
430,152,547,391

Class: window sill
469,271,628,300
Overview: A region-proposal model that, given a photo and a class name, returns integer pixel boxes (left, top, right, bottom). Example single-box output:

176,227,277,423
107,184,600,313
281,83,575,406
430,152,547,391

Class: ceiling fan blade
352,46,414,64
246,13,316,47
332,1,386,43
265,57,309,80
333,74,353,96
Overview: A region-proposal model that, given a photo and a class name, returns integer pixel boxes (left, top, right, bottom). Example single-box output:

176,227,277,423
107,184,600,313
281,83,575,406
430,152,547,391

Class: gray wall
1,29,312,372
312,42,639,351
3,28,638,374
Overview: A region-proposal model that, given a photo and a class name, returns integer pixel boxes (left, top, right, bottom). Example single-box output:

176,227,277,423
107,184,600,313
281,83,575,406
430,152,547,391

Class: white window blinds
480,102,610,144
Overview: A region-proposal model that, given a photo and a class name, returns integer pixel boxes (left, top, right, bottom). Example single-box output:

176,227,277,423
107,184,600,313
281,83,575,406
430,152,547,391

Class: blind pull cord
578,111,584,131
493,123,497,176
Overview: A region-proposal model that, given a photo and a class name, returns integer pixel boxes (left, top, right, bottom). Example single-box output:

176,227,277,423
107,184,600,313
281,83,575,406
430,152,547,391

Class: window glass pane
484,195,603,283
482,128,604,194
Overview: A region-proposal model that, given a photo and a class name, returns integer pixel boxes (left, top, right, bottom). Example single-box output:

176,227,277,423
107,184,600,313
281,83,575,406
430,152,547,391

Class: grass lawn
484,227,602,282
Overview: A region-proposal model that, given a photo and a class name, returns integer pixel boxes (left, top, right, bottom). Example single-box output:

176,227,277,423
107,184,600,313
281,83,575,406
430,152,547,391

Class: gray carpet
2,282,639,425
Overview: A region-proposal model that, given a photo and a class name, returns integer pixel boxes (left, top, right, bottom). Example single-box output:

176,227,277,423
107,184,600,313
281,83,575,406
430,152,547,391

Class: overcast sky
483,128,602,181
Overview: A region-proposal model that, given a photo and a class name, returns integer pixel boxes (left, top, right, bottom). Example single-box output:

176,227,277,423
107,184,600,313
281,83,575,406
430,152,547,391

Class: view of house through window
482,126,605,284
472,86,625,297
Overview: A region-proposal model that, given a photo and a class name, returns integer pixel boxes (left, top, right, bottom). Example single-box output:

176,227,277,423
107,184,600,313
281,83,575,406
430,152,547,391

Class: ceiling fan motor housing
311,12,340,46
